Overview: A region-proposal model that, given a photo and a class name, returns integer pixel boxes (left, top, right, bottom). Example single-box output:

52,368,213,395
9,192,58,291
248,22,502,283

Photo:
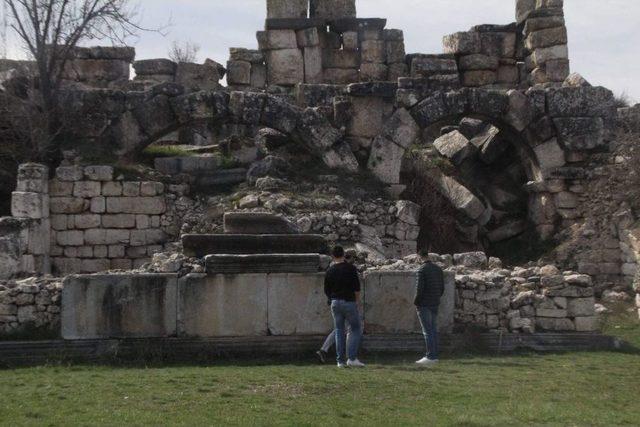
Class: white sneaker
347,359,366,368
416,357,439,366
337,362,347,368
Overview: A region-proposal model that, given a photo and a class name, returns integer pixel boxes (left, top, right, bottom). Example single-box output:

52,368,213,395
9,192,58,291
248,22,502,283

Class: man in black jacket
414,249,445,366
324,246,365,368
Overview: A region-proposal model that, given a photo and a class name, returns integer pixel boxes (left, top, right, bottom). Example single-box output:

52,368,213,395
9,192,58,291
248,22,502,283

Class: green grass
1,312,638,426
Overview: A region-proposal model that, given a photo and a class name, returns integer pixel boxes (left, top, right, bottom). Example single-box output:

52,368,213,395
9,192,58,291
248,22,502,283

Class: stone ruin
0,0,639,342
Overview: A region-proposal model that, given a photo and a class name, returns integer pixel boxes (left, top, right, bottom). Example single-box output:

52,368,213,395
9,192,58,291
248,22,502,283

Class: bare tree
168,40,200,63
3,0,148,158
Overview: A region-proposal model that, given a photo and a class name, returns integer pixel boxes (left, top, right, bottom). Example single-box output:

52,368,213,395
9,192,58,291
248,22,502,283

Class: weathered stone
134,59,176,76
106,197,166,215
410,55,458,77
361,40,386,63
563,72,591,88
359,63,388,82
257,30,298,50
182,234,328,258
267,0,308,19
206,254,321,274
434,131,476,166
309,0,356,20
459,54,499,71
525,27,567,50
396,201,421,226
223,213,298,235
534,138,566,172
323,68,359,84
567,297,595,317
363,271,455,333
553,117,605,150
322,143,359,172
382,108,419,149
443,32,481,55
434,174,486,220
367,136,405,184
62,274,177,339
266,49,304,86
574,316,598,332
11,192,48,219
56,166,84,182
226,60,251,85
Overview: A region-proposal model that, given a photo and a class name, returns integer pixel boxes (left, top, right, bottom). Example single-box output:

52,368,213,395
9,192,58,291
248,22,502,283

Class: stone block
106,197,166,215
102,214,136,229
224,212,298,234
90,197,106,214
547,86,615,118
527,44,568,68
258,30,298,50
49,196,86,215
388,63,408,82
546,59,570,82
267,0,308,19
267,273,333,335
343,31,358,51
57,230,84,246
359,63,388,81
73,214,101,229
226,60,251,85
266,49,304,86
385,40,406,64
178,274,268,337
250,63,267,88
323,49,360,69
11,192,48,219
382,108,420,149
567,297,595,317
303,46,323,84
309,0,356,20
443,32,481,55
122,182,140,197
363,271,455,334
462,70,497,87
348,96,393,138
84,166,114,181
182,234,328,258
323,68,359,84
525,26,567,50
459,54,499,71
297,28,320,47
536,317,575,331
140,182,164,197
534,138,566,172
434,174,486,221
361,40,386,63
133,59,176,76
56,166,84,182
62,274,178,339
410,55,457,77
367,136,404,184
434,130,476,165
49,180,74,196
102,182,123,196
553,117,605,151
73,181,102,198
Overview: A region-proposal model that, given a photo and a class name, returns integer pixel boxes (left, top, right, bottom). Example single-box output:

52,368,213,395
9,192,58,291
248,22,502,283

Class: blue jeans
417,306,439,360
330,300,362,363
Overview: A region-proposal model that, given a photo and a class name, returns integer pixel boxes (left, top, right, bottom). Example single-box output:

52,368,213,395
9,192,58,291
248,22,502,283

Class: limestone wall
48,165,171,275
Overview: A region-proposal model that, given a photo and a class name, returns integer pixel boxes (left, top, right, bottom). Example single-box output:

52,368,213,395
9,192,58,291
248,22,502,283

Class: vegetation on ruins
3,0,147,158
168,40,200,63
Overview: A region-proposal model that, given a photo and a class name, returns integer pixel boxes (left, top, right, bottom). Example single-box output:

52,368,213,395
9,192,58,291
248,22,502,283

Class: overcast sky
4,0,639,103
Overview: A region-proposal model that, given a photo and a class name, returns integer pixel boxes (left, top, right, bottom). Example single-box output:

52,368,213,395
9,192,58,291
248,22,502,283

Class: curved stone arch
103,86,360,172
368,87,562,241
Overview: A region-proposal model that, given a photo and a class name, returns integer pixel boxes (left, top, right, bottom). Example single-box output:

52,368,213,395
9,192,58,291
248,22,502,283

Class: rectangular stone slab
178,273,269,337
182,234,329,257
223,212,298,234
265,18,326,31
267,273,334,335
362,270,455,334
205,254,322,274
61,274,178,339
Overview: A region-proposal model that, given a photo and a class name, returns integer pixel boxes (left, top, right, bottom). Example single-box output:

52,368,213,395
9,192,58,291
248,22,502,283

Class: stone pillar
518,0,570,85
10,163,51,276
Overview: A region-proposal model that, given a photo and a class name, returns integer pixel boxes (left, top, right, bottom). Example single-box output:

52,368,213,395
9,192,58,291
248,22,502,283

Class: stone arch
100,85,360,172
368,87,563,250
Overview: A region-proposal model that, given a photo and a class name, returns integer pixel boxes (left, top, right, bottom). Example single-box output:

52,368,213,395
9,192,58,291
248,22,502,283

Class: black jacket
414,261,445,307
324,262,361,302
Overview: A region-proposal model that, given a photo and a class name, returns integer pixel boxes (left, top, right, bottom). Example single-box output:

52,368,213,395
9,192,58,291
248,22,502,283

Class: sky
3,0,639,103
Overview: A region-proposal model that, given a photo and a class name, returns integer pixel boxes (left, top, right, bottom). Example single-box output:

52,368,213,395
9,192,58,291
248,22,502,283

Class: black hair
332,245,345,258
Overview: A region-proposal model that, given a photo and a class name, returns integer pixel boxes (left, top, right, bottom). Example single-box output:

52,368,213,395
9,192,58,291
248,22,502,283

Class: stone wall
49,165,171,275
0,277,62,336
0,163,180,277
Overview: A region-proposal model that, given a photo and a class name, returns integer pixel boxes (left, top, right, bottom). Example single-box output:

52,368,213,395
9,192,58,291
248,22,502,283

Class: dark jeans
417,306,439,360
330,300,362,363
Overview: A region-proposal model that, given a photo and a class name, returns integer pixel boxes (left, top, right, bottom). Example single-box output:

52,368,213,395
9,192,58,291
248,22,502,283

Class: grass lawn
1,309,638,427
